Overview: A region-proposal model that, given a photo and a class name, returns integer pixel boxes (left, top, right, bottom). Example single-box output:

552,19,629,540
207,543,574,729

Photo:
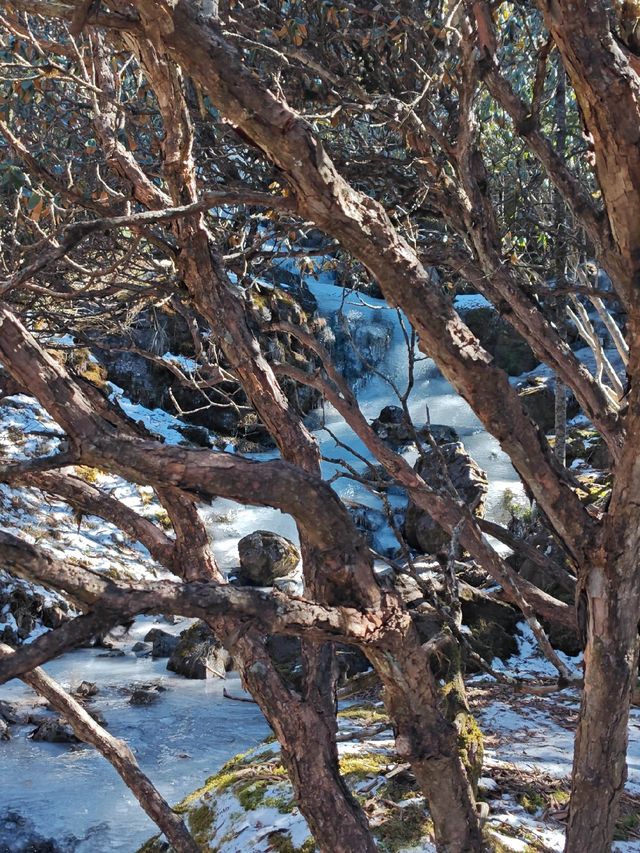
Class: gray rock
167,621,231,679
370,405,459,449
129,688,161,706
71,681,98,700
404,442,488,554
144,628,180,659
329,313,393,383
29,718,78,743
0,811,76,853
236,531,300,587
0,719,10,741
460,305,539,376
517,379,579,434
132,641,152,657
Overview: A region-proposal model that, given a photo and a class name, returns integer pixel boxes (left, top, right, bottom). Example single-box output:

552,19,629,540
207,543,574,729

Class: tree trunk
566,569,640,852
231,628,378,853
553,64,568,467
369,620,483,853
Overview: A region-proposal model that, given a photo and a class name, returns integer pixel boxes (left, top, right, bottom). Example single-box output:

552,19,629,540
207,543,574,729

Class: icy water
0,279,523,851
0,621,268,852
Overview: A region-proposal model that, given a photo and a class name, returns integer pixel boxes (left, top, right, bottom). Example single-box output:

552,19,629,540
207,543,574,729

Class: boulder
0,812,76,853
144,628,180,659
461,306,539,376
517,379,579,434
458,585,520,664
132,641,152,657
404,442,488,554
565,427,611,470
167,621,231,679
29,718,78,743
129,687,162,706
370,405,459,449
0,719,9,741
267,636,369,689
236,531,300,587
329,313,393,382
0,582,68,644
71,681,98,700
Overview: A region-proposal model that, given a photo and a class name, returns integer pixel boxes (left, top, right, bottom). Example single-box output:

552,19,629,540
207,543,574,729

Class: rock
236,531,300,587
71,681,98,700
0,811,76,853
335,644,371,683
87,706,108,727
0,700,20,724
518,382,555,433
329,313,393,383
144,628,180,658
404,442,488,554
129,688,161,706
565,427,611,470
167,621,231,679
460,306,539,376
0,719,10,741
97,649,125,658
267,636,370,689
132,641,152,657
29,718,78,743
517,379,579,434
0,581,68,644
178,424,214,448
458,585,520,665
370,405,459,449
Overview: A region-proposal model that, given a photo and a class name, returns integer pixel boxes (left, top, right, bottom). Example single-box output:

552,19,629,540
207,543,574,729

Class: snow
108,381,185,443
454,293,493,312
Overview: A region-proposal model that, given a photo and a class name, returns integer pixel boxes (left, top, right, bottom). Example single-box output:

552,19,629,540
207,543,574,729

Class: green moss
154,507,173,530
263,789,297,814
338,703,388,726
266,832,296,852
614,811,640,840
237,779,270,810
501,487,533,522
187,801,216,845
517,788,546,814
377,777,417,804
456,713,484,792
339,751,390,780
134,836,164,853
374,802,433,852
74,465,103,484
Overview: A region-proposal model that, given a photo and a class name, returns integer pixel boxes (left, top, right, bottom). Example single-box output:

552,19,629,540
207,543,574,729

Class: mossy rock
462,307,538,376
459,586,520,665
167,621,231,680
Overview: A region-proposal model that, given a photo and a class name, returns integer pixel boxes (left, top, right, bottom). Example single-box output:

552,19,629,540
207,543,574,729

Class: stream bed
0,281,523,851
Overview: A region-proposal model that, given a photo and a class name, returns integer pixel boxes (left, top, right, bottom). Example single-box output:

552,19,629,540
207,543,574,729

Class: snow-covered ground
133,627,640,852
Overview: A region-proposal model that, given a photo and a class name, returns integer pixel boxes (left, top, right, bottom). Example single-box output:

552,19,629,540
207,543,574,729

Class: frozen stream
0,620,268,852
0,281,523,851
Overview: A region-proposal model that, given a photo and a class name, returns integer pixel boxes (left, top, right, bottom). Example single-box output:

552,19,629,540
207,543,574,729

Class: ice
0,634,268,853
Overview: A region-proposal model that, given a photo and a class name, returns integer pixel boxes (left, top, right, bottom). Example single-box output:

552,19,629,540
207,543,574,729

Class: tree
0,1,638,851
